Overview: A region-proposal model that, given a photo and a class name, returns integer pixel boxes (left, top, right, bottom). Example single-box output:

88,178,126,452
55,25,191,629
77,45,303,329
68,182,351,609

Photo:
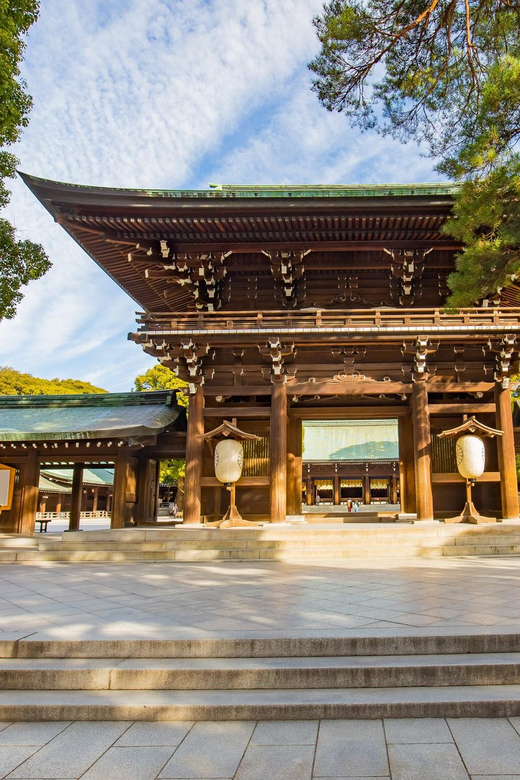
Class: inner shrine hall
17,175,520,526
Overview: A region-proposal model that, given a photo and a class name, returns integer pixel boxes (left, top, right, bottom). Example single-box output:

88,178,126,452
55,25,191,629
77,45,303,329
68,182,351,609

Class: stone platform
2,522,520,563
0,556,520,722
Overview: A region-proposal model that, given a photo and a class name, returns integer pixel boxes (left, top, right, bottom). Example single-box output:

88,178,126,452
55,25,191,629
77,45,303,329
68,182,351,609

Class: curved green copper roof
19,172,458,200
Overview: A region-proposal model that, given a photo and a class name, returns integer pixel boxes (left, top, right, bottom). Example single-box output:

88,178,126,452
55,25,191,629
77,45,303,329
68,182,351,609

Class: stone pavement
0,557,519,640
1,717,520,778
1,557,520,778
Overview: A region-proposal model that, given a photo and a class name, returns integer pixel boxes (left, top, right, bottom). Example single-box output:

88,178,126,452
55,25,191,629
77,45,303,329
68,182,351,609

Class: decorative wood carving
385,248,432,305
262,250,310,307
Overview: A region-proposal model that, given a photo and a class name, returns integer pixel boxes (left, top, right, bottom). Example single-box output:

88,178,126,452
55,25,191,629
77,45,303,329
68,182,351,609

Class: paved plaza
1,716,520,779
0,557,519,640
1,557,520,778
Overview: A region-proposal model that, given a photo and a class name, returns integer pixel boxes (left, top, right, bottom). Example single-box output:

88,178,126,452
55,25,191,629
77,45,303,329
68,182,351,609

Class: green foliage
0,219,51,319
309,0,520,158
309,0,520,306
133,363,189,408
159,459,185,485
0,366,106,395
444,164,520,307
133,363,187,485
0,0,49,321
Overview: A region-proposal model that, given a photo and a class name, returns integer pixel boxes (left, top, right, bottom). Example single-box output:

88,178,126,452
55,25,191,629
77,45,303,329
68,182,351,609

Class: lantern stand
438,417,503,524
199,421,261,529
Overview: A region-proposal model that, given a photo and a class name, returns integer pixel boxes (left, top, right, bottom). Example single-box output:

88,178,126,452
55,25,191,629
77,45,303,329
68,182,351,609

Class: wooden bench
36,518,52,533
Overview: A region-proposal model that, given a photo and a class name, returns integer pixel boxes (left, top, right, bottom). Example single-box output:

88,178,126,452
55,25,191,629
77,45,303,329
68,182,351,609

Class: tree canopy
0,366,106,395
309,0,520,306
0,0,50,321
133,363,187,485
133,363,189,408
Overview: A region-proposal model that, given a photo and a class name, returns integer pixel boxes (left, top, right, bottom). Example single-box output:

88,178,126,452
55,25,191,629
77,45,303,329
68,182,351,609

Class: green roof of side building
0,391,186,442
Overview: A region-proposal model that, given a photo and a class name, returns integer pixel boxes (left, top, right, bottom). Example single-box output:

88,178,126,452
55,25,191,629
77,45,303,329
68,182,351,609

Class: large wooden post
111,450,139,528
270,380,287,522
68,464,83,531
495,382,519,520
398,415,416,513
135,458,159,524
18,452,39,535
333,475,340,506
184,385,204,524
286,416,302,515
411,381,434,520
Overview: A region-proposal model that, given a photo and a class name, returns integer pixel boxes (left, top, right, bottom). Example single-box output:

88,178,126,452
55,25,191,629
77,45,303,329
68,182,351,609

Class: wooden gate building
20,176,520,523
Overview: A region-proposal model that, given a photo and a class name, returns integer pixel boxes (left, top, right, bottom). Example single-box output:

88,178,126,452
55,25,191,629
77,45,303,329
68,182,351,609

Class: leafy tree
309,0,520,305
133,363,187,499
0,366,106,395
134,363,189,408
0,0,50,321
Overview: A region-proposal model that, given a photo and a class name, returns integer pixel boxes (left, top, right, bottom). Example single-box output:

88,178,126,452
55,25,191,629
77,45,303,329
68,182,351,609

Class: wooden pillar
286,417,302,515
333,475,340,506
92,487,99,513
306,476,313,505
398,415,416,513
212,486,221,522
184,385,204,524
364,474,370,504
495,382,519,520
270,380,287,522
391,474,398,505
412,381,434,520
111,450,139,528
18,452,40,535
68,464,83,532
136,458,160,524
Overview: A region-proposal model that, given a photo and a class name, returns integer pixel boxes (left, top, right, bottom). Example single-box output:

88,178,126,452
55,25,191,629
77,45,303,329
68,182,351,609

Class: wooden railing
135,307,520,334
36,511,111,521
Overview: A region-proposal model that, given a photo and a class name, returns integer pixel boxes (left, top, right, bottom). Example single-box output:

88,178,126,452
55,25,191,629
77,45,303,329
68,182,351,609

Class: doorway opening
302,419,400,511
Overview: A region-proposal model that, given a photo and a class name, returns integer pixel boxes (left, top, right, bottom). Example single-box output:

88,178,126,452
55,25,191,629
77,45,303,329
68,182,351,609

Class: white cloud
0,0,444,391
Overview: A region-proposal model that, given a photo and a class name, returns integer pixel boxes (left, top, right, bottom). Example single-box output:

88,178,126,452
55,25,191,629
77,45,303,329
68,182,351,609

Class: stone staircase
1,633,520,720
2,524,520,562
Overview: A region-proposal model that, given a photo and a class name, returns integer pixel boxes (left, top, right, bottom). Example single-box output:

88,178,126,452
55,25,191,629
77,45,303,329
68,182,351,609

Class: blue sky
0,0,442,391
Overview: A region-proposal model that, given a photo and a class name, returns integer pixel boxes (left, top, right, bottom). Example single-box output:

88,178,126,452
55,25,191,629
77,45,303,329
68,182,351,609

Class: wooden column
111,450,139,528
92,487,99,513
398,415,416,513
364,475,370,505
135,458,159,524
333,475,340,506
411,381,434,520
495,382,519,520
68,464,83,532
184,385,204,524
18,452,40,535
391,475,398,505
270,380,287,522
306,476,313,506
286,416,302,515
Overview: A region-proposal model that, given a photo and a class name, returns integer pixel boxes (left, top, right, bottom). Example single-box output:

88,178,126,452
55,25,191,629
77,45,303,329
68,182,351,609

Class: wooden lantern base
445,500,497,524
205,484,258,528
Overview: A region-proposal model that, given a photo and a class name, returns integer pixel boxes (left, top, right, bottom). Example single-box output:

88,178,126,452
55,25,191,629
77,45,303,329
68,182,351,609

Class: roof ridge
0,390,176,408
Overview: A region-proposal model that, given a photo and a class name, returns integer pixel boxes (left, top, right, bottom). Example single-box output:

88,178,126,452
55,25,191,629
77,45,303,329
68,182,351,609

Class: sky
0,0,442,392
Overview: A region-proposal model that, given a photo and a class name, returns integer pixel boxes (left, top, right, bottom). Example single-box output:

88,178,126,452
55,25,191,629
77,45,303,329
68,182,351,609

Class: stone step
0,534,39,548
36,533,520,551
1,653,519,690
2,684,520,720
2,632,519,659
7,544,520,562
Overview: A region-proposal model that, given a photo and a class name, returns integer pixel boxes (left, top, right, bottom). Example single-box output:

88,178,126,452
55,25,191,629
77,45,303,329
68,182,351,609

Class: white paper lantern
456,435,486,480
214,439,244,484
